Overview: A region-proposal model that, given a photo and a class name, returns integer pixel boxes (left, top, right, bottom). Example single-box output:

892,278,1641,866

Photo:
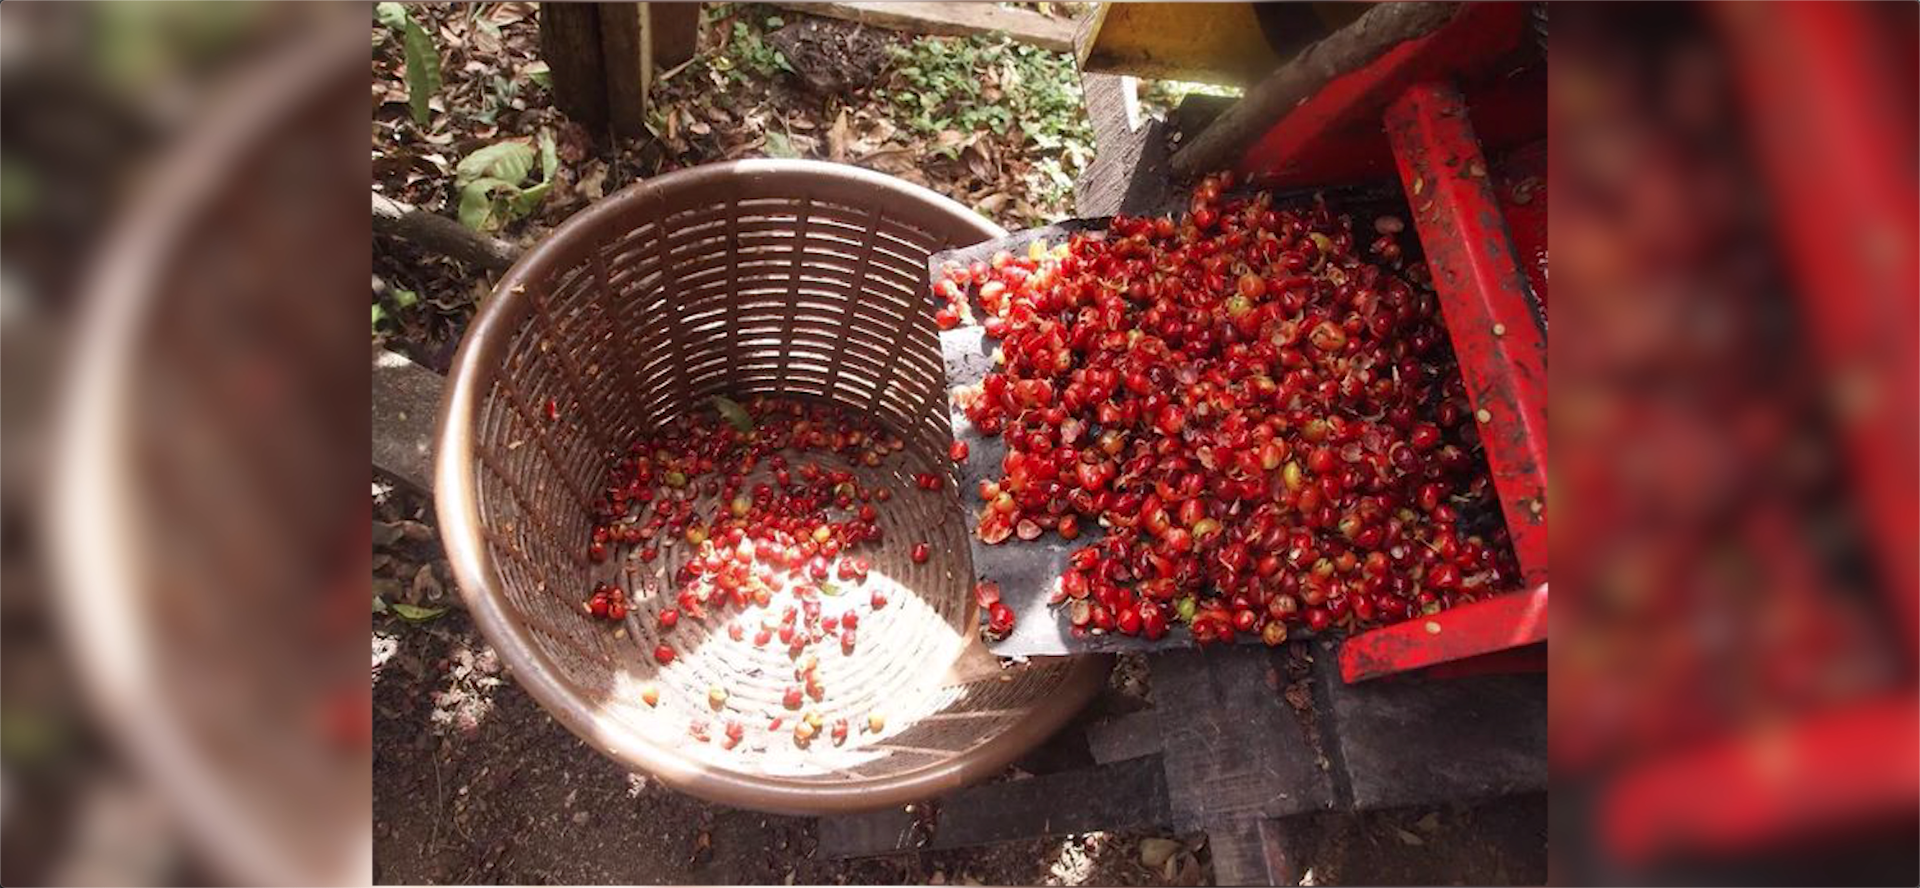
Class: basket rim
434,158,1110,814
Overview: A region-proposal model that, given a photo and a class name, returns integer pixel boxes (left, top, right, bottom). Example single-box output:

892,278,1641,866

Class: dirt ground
374,487,1546,887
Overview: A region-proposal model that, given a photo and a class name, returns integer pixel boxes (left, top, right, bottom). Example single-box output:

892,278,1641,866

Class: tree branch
371,192,524,272
1169,2,1459,179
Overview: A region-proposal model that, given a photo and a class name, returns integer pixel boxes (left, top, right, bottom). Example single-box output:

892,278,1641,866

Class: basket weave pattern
438,161,1106,812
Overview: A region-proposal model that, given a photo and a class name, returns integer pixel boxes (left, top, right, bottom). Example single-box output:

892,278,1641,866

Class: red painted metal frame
1598,695,1920,866
1492,140,1547,318
1339,583,1547,682
1236,2,1536,189
1570,4,1920,869
1336,81,1550,683
1711,1,1919,657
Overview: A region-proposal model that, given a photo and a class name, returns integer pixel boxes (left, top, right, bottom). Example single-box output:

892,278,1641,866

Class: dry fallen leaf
409,563,443,604
973,192,1010,216
578,162,609,201
859,147,916,174
487,1,533,26
963,139,997,181
829,108,851,163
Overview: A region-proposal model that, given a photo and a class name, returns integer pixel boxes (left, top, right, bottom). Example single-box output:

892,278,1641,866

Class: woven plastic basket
436,159,1108,814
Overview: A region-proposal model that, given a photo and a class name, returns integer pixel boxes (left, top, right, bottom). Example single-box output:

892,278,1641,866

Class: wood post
597,4,650,138
538,2,609,132
537,2,702,138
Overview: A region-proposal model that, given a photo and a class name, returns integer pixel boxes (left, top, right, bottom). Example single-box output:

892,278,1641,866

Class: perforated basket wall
437,160,1108,814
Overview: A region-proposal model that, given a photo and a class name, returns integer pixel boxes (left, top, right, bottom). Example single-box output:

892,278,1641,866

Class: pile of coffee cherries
573,396,949,749
944,173,1520,645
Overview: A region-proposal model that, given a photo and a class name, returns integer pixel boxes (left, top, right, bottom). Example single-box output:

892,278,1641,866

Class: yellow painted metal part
1075,2,1366,87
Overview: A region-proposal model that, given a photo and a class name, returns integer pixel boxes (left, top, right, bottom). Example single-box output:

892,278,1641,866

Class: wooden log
1169,2,1458,178
538,1,609,132
371,193,524,273
769,2,1077,53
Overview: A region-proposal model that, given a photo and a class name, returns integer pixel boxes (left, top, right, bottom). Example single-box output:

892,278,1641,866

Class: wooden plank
769,2,1077,53
816,755,1170,858
1085,710,1163,765
1151,648,1335,828
371,349,445,492
648,1,701,70
1204,818,1298,887
538,2,609,132
1314,638,1547,811
598,3,650,139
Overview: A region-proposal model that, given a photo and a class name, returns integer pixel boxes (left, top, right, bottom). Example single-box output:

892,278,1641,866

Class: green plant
456,129,558,232
375,2,442,126
1137,79,1242,120
708,6,793,84
471,74,523,126
371,285,420,335
878,35,1093,208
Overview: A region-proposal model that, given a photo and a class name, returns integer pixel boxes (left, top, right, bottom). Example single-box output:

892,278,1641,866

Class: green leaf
537,128,558,182
371,303,386,331
773,51,794,74
766,15,784,27
390,287,419,308
372,595,389,615
711,395,754,432
508,180,551,216
375,2,408,30
399,15,442,126
524,60,552,89
392,602,447,622
818,581,845,597
456,140,537,187
458,176,519,231
763,131,797,159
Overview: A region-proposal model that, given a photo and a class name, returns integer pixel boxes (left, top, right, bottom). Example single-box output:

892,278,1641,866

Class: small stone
571,810,590,825
1425,620,1442,634
1476,408,1492,424
1138,837,1181,868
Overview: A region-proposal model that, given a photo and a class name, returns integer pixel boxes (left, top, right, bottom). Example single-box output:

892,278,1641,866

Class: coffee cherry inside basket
940,174,1523,645
576,395,967,747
